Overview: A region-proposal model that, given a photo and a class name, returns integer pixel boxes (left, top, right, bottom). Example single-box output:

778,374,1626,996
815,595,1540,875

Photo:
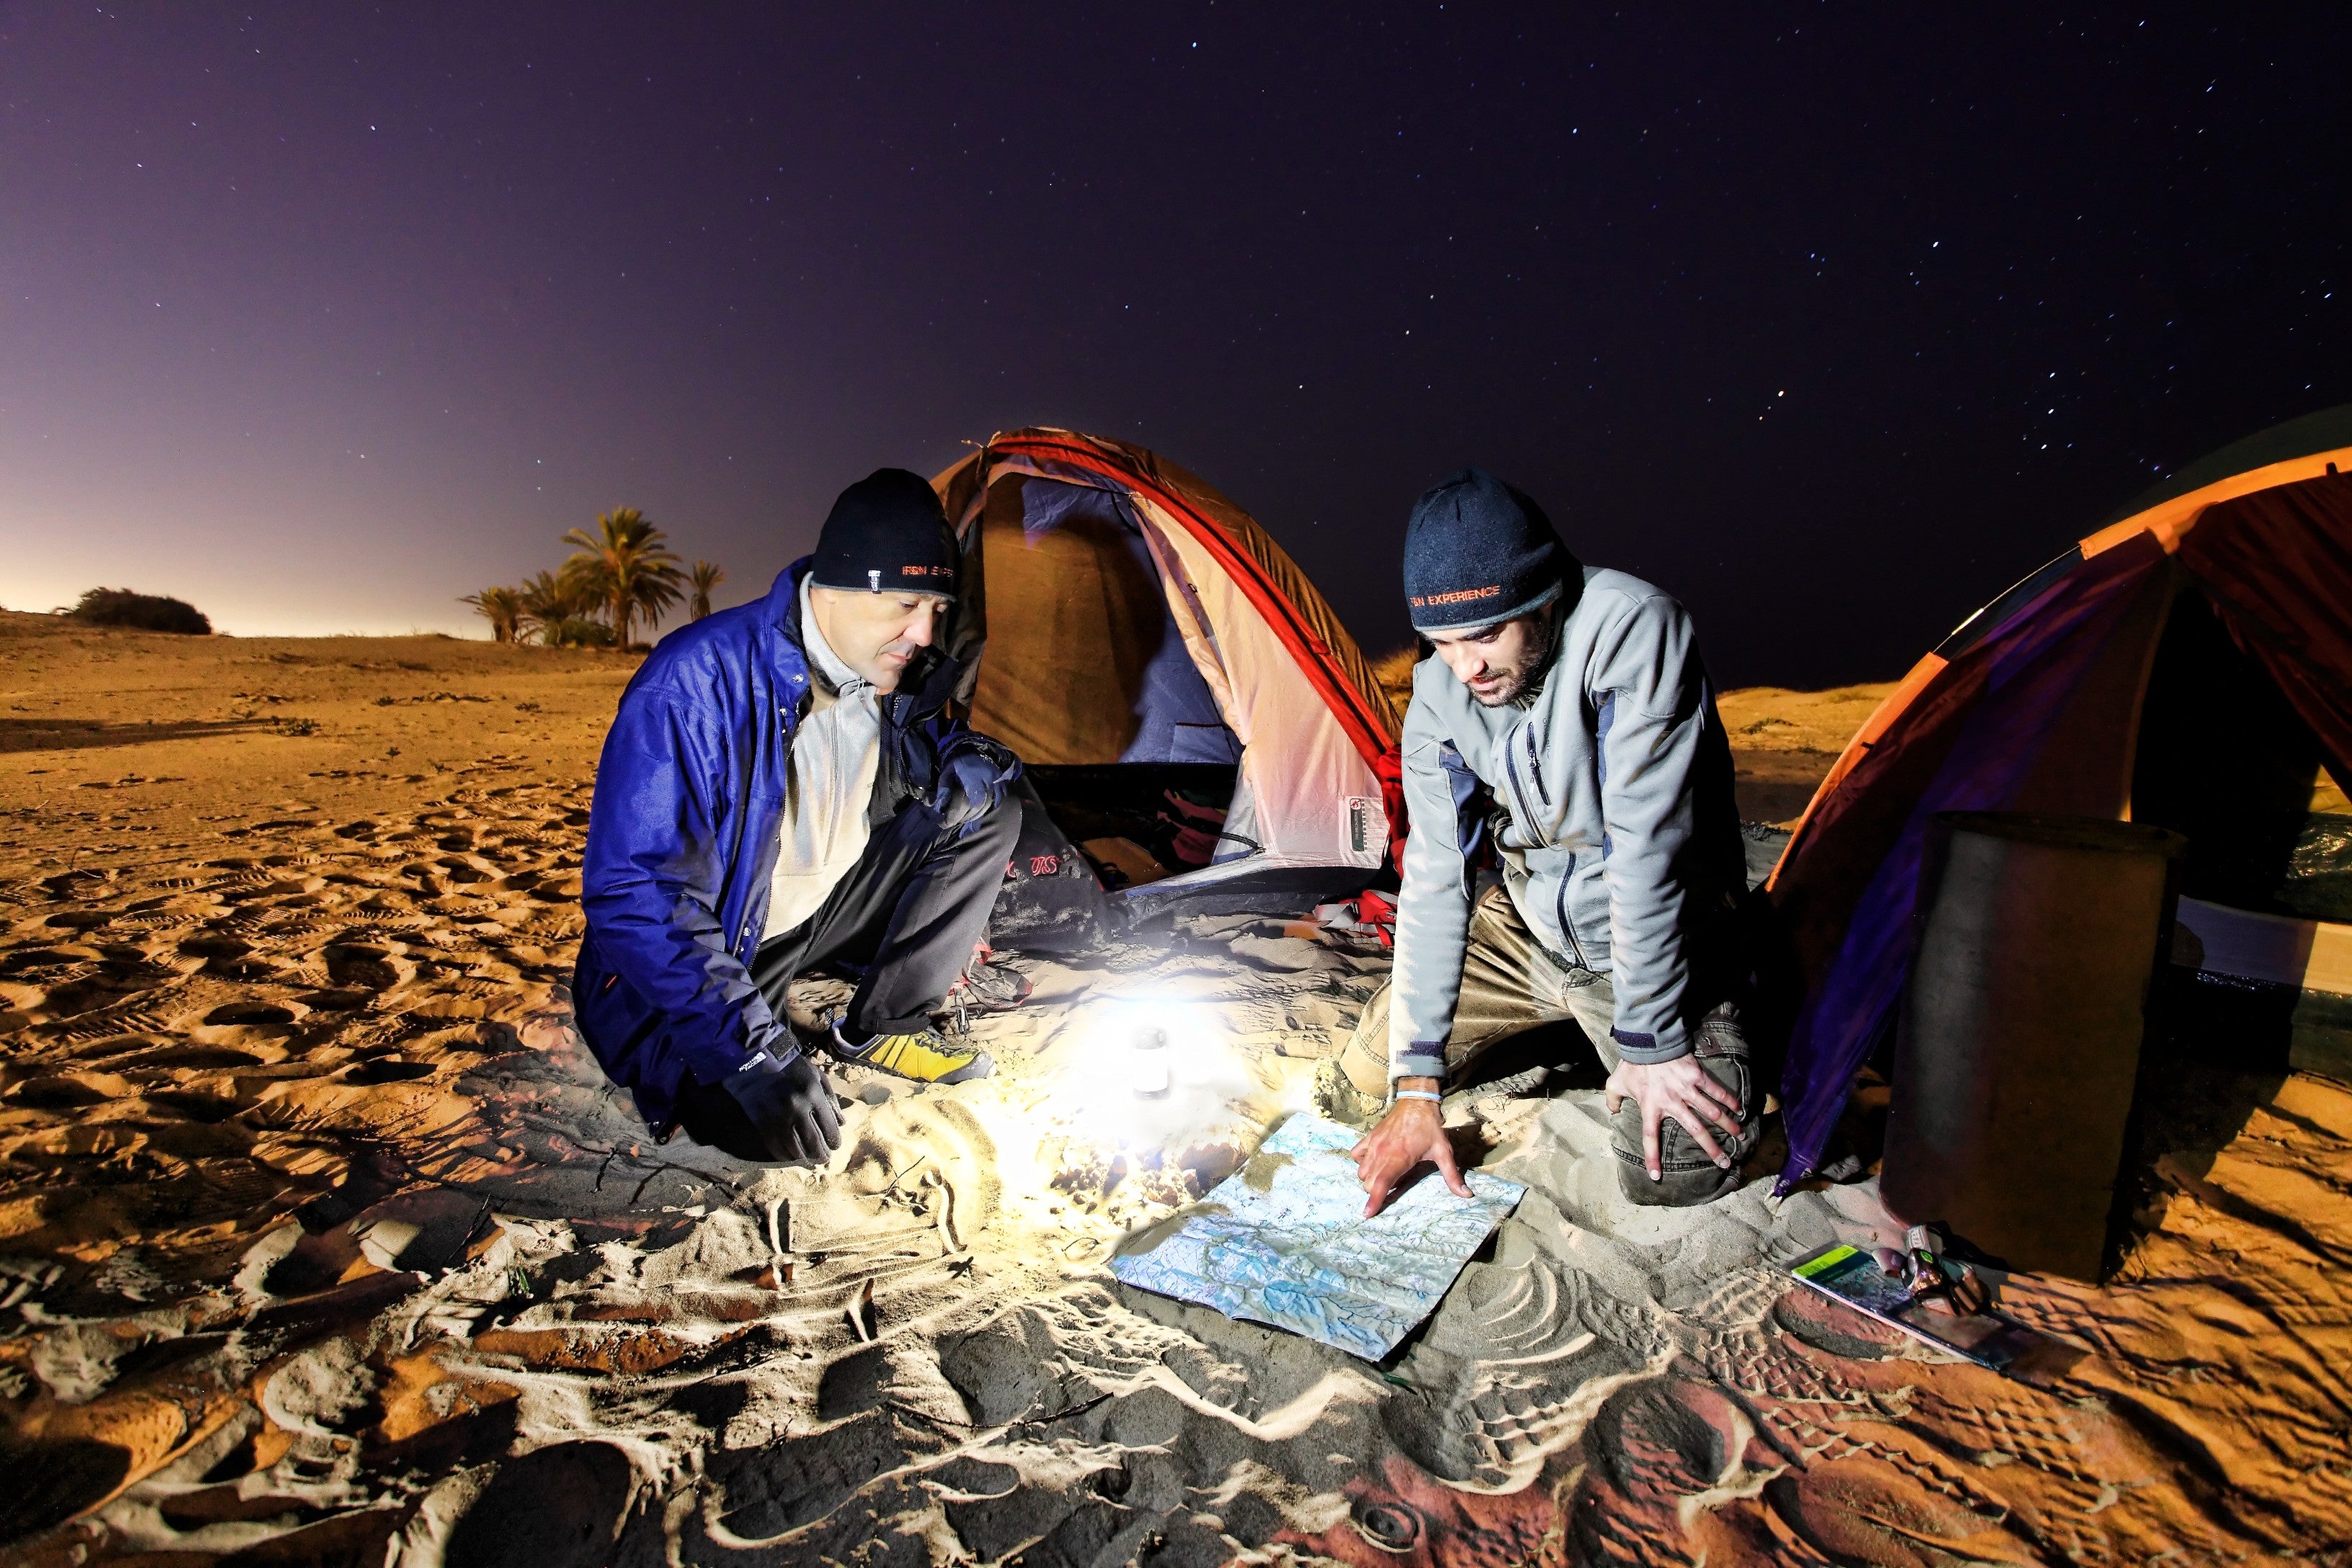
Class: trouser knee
1609,1007,1760,1208
955,788,1023,858
1338,985,1395,1096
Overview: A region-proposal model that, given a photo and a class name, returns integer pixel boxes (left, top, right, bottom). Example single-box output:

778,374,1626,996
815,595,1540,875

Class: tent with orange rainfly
1768,406,2352,1187
931,429,1403,922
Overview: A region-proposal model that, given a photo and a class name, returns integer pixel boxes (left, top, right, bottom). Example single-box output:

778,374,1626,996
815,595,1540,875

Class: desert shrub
67,588,212,635
543,615,617,649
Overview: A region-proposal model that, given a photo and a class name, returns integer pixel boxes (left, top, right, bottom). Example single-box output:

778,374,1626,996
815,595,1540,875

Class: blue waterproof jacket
572,558,966,1133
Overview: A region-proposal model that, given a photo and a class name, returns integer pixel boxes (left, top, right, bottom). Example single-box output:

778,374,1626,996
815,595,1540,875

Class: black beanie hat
811,468,959,598
1402,468,1577,632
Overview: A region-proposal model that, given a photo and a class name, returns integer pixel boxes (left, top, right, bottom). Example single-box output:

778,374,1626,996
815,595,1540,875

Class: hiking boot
1314,1059,1387,1130
1473,1064,1556,1100
940,948,1032,1028
830,1022,994,1085
783,974,855,1041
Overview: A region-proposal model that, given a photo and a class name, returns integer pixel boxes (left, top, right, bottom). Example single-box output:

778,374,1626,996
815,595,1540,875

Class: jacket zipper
1501,724,1545,845
1555,868,1591,971
1503,720,1592,969
737,698,793,961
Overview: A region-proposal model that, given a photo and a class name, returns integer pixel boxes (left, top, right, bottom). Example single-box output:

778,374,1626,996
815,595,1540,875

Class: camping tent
1768,406,2352,1186
931,429,1402,914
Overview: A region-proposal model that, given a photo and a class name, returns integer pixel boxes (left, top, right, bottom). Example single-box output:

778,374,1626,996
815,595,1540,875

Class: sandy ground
1713,685,1895,829
5,616,2351,1565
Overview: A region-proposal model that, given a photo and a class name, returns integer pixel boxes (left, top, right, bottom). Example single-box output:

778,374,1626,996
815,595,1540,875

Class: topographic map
1110,1112,1526,1360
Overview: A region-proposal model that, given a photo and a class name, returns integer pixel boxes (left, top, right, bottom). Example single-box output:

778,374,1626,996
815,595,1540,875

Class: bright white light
1129,1023,1172,1098
1038,997,1254,1152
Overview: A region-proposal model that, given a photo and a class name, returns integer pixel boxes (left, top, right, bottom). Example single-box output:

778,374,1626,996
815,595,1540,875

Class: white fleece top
762,576,882,940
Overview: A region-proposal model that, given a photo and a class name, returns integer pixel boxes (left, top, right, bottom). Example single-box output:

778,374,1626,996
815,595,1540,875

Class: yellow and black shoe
829,1022,994,1084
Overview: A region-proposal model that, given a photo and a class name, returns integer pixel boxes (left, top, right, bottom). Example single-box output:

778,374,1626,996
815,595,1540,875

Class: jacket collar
767,557,816,652
770,554,966,718
796,572,870,695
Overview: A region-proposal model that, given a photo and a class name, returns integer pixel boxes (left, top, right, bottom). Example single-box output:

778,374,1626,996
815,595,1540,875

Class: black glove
723,1050,842,1164
932,735,1020,829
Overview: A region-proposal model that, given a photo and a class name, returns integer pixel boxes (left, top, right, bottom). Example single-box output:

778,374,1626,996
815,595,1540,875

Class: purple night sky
3,5,2344,684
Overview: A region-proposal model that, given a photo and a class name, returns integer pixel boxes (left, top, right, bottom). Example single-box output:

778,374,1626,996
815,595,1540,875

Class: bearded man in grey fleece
1338,468,1760,1214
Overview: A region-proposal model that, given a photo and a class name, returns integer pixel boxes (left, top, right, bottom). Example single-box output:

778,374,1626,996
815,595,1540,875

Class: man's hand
1604,1054,1743,1183
932,741,1017,829
725,1051,843,1164
1348,1079,1473,1217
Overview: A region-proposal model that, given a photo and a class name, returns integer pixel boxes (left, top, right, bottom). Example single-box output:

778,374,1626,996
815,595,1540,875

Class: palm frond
559,507,685,646
688,559,726,620
460,584,525,643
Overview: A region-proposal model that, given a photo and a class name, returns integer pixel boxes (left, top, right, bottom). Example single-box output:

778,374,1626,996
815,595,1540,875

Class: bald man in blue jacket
574,471,1021,1165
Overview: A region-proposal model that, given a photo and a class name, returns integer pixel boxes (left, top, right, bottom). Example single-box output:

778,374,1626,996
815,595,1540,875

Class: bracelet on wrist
1391,1087,1442,1104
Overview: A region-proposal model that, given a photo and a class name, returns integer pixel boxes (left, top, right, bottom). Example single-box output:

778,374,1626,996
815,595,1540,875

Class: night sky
4,5,2345,686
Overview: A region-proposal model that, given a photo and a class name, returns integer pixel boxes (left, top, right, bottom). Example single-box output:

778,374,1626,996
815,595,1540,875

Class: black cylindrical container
1882,812,2186,1280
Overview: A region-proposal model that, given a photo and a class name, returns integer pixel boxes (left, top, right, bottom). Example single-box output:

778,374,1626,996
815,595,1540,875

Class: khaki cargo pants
1338,884,1760,1206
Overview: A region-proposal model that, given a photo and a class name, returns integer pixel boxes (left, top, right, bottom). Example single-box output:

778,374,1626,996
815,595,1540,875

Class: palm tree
562,507,683,649
460,585,523,644
516,568,600,646
688,560,726,621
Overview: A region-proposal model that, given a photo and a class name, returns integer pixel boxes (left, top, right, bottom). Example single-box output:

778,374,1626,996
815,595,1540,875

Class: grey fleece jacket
1389,565,1747,1081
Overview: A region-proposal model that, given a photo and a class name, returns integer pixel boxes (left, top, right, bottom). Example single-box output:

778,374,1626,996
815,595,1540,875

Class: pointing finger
1433,1136,1474,1200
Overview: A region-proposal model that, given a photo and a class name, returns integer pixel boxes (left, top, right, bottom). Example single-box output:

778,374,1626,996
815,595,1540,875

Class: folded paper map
1110,1112,1525,1360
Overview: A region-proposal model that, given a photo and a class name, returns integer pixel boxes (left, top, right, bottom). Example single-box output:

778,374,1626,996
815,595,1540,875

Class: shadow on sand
0,717,281,754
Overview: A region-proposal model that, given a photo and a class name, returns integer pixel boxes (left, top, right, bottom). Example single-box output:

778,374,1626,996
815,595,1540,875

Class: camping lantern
1036,997,1254,1153
1130,1023,1172,1099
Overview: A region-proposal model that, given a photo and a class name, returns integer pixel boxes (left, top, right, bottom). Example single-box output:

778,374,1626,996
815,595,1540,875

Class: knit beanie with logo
1401,467,1577,633
811,468,960,598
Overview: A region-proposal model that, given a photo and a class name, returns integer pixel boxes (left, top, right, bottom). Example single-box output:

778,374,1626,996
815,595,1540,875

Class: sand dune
1712,684,1895,828
4,616,2349,1564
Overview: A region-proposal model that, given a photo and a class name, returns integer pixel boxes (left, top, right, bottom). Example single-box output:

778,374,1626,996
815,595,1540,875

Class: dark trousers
672,793,1018,1160
749,790,1021,1038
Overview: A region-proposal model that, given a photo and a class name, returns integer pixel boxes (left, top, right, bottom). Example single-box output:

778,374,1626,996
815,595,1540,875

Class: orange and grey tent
1768,406,2352,1185
932,429,1402,912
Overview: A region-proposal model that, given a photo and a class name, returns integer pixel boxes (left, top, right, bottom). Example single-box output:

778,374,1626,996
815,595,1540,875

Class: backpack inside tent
932,429,1402,923
1767,405,2352,1186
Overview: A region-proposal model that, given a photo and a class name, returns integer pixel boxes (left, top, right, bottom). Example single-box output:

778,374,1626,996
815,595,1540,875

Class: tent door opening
966,475,1249,890
1025,763,1247,891
2132,586,2351,923
967,476,1241,767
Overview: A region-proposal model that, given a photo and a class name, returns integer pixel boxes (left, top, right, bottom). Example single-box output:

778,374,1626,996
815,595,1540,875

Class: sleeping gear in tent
932,430,1402,922
1768,405,2352,1189
984,777,1115,956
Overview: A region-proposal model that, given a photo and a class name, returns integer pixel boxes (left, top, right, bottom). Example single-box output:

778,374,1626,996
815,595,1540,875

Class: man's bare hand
1604,1054,1744,1182
1348,1082,1472,1217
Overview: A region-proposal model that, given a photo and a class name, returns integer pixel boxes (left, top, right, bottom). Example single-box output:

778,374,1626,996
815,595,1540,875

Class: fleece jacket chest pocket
1501,719,1570,849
